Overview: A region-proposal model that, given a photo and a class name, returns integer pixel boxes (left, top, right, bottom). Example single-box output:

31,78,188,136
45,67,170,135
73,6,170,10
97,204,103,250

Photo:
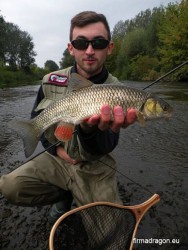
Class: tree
59,48,75,69
158,0,188,79
4,22,21,70
18,31,37,70
0,13,6,64
44,60,59,72
106,20,129,74
3,22,36,70
130,55,159,80
111,20,128,40
109,7,164,79
114,28,148,79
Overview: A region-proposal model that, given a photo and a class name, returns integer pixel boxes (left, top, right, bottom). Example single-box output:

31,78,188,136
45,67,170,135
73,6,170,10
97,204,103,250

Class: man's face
68,22,114,78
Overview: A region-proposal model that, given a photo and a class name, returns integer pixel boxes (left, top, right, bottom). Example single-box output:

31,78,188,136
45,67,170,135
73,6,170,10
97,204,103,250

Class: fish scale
8,75,173,158
33,84,155,136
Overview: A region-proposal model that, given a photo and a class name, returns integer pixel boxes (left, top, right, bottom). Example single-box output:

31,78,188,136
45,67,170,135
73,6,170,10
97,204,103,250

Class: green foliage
59,48,75,68
111,6,165,80
0,65,39,88
44,60,59,72
106,1,187,81
0,15,6,62
115,28,148,78
0,11,40,86
129,55,160,80
0,18,36,70
30,63,49,79
158,0,188,80
1,1,188,86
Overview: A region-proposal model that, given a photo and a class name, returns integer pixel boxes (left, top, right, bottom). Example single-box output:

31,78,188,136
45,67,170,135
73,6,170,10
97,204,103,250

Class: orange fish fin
54,123,75,142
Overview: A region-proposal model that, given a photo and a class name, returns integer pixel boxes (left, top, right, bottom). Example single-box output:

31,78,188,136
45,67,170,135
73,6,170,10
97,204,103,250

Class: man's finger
56,146,78,165
85,114,100,126
98,104,111,131
123,108,137,127
110,106,124,133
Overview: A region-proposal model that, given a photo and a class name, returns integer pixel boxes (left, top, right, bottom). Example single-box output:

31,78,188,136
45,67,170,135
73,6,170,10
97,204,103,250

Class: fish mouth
163,105,173,118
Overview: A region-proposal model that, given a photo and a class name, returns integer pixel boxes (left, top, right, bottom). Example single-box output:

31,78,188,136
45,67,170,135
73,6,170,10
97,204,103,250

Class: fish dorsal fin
68,73,93,91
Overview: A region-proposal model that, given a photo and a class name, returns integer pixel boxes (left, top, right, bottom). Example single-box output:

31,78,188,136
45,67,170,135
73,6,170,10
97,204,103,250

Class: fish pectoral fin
54,122,75,142
68,73,93,91
136,111,146,126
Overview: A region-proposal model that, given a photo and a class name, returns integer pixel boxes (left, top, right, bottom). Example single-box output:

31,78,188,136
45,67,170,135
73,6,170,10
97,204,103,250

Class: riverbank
0,71,40,88
0,66,46,88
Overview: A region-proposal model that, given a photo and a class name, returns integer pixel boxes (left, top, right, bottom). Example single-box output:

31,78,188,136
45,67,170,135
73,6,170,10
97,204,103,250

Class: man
0,11,137,223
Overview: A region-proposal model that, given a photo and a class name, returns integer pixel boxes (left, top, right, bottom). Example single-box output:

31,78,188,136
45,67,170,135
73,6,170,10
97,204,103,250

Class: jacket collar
70,63,109,84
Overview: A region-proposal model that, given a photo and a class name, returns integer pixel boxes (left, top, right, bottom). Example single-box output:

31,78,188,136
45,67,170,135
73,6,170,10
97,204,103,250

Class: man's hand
56,146,78,165
80,104,137,133
56,105,137,163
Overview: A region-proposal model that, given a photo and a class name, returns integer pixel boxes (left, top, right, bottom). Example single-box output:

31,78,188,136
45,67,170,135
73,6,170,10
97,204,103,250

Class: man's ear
68,43,74,56
107,41,114,55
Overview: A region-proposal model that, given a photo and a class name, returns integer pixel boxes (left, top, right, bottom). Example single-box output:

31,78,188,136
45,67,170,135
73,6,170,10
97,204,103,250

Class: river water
0,81,188,250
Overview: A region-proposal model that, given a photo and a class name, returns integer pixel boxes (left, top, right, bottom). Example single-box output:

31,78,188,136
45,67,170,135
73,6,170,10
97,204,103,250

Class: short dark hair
70,11,111,41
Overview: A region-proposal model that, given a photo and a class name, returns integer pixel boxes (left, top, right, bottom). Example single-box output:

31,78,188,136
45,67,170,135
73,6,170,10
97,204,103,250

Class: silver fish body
33,84,172,135
34,84,150,136
8,76,173,157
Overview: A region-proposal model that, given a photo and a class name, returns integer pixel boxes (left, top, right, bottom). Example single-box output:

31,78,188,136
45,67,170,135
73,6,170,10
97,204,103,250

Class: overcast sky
0,0,179,67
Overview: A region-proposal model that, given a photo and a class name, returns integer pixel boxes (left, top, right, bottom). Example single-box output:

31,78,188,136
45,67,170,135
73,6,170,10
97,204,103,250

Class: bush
0,67,40,88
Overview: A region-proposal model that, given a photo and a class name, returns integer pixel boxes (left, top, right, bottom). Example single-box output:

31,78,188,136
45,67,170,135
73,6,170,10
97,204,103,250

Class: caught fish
8,73,173,157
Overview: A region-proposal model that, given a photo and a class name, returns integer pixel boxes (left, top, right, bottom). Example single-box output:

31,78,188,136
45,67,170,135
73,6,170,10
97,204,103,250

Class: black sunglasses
71,39,110,50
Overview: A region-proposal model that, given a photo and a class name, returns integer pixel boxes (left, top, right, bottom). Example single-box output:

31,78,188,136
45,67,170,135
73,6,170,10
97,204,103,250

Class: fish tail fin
54,122,75,142
8,119,38,158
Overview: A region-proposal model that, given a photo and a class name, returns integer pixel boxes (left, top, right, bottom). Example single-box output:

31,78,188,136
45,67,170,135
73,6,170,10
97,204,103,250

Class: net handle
49,194,160,250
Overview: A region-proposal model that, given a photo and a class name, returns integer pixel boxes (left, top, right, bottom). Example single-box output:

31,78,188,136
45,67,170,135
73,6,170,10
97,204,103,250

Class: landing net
53,205,136,250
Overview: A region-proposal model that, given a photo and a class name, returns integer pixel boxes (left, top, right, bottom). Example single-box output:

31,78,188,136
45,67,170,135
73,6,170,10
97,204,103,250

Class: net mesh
53,205,136,250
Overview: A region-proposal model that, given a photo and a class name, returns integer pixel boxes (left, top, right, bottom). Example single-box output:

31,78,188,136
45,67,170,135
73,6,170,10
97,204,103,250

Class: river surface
0,81,188,250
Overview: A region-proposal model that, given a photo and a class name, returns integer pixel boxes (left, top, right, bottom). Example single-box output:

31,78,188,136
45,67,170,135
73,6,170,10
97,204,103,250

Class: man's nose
85,43,95,54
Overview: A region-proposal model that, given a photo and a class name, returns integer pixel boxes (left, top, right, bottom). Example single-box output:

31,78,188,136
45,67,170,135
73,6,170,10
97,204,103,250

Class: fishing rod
7,141,61,171
143,60,188,90
13,60,188,163
8,138,155,197
7,61,188,193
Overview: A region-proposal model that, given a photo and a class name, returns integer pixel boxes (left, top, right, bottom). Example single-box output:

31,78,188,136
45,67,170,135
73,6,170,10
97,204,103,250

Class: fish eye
163,105,168,111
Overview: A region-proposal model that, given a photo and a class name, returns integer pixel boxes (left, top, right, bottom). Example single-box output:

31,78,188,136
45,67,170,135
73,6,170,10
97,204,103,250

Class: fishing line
113,60,188,194
8,132,153,196
9,130,77,171
99,159,154,196
8,141,61,174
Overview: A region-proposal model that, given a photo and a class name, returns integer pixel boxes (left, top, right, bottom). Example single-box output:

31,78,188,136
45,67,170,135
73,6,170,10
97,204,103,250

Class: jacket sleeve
30,86,57,155
77,125,119,155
